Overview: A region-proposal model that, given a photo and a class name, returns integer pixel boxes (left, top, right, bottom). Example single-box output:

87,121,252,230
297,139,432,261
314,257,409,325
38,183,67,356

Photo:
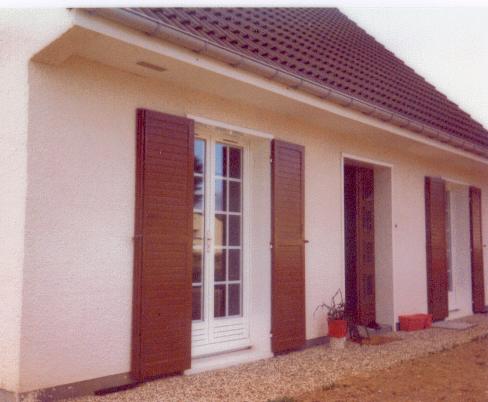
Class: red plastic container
328,319,347,338
399,313,433,331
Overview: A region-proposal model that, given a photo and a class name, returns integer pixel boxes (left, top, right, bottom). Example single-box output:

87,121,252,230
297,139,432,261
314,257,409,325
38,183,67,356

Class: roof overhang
32,8,488,169
82,7,488,160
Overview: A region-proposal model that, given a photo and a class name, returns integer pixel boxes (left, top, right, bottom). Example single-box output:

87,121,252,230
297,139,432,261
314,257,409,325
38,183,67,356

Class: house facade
1,8,487,400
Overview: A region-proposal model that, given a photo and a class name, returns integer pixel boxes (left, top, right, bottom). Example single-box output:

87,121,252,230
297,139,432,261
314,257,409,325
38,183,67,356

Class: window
214,144,243,318
192,139,206,320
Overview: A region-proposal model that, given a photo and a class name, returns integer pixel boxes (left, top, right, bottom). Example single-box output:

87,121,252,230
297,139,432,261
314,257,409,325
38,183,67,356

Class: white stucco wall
390,165,429,318
374,167,394,327
21,58,137,392
248,137,272,355
14,19,488,392
22,56,275,392
0,9,72,393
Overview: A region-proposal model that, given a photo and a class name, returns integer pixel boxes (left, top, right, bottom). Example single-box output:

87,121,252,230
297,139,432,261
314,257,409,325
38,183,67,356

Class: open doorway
343,157,393,328
445,182,472,318
425,178,483,321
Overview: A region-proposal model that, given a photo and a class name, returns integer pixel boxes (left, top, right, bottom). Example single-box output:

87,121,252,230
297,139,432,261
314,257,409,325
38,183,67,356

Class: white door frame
192,128,252,358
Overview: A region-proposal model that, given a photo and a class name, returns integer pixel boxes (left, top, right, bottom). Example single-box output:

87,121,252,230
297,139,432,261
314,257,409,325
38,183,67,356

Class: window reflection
192,139,205,322
213,143,243,318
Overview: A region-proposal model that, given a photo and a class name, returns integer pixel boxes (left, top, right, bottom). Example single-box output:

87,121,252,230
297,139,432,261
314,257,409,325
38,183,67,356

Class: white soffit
68,10,488,166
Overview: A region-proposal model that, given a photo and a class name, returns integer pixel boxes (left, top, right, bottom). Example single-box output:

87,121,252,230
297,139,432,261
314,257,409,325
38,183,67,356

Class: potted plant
314,289,347,348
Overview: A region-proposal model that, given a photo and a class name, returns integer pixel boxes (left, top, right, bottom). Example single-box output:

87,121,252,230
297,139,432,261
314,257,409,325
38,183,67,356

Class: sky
341,7,488,129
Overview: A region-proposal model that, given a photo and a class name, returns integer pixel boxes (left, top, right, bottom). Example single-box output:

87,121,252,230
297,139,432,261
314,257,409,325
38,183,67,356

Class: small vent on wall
136,61,167,72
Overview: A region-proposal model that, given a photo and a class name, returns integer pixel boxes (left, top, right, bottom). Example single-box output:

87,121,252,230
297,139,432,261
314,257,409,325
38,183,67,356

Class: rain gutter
86,7,488,159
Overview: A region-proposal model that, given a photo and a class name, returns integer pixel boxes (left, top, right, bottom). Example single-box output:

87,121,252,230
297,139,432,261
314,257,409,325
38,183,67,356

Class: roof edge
86,7,488,159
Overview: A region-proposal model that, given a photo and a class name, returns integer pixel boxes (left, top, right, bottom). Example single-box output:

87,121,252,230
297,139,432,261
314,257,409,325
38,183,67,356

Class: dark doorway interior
344,163,376,326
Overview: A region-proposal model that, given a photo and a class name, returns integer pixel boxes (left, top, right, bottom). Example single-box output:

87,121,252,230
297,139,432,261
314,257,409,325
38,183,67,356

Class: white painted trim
390,169,397,327
242,133,253,353
188,114,274,140
71,9,488,167
340,156,346,297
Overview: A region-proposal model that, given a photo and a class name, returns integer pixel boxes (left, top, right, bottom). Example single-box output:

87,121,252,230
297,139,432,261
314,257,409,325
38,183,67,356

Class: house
1,7,487,400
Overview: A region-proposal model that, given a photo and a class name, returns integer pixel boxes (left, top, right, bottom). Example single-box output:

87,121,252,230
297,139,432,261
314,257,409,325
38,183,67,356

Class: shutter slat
132,109,193,381
425,177,449,321
356,167,376,326
470,186,486,313
271,140,306,353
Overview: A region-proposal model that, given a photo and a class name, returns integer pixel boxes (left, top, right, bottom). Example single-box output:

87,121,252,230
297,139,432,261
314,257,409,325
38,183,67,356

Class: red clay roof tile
133,7,488,149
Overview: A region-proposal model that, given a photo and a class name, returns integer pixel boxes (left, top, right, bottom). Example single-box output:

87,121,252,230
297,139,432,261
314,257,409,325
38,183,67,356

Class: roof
114,8,488,152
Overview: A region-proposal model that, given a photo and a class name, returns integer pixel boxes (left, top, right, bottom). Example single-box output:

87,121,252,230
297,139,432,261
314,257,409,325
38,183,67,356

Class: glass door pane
192,139,206,321
214,143,243,318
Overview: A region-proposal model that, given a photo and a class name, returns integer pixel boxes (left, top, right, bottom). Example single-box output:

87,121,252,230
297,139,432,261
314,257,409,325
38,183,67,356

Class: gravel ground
67,314,488,402
300,335,488,401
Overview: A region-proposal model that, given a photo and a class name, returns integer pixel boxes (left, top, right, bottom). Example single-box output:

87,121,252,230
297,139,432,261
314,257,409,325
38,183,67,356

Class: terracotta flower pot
328,319,347,338
399,313,433,331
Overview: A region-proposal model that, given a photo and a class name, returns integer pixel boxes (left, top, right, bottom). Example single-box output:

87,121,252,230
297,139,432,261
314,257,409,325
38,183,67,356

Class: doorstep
186,347,273,375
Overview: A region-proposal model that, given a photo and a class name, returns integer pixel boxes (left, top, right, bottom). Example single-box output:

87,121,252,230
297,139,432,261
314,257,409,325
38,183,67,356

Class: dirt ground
298,336,488,402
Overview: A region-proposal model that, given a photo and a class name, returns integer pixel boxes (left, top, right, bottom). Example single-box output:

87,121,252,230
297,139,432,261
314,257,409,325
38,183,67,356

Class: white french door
446,190,457,311
191,132,250,357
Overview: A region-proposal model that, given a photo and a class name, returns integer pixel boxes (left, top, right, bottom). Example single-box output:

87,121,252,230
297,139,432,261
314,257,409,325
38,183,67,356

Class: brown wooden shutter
344,165,375,326
271,139,306,353
470,186,486,313
425,177,448,321
132,109,194,381
356,167,376,326
344,165,358,322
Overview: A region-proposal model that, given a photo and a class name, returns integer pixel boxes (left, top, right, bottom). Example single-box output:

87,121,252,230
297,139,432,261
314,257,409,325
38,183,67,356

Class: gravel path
67,315,488,402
